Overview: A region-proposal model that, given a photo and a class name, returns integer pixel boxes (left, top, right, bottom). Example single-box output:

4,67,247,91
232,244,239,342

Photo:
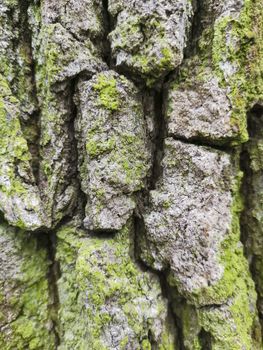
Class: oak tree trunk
0,0,262,349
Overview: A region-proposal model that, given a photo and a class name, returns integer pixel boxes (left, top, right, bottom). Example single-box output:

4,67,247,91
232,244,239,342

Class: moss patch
94,73,120,111
56,222,175,349
0,223,55,349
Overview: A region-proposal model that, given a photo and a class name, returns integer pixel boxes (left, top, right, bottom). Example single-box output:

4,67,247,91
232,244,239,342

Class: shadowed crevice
66,78,87,224
46,231,61,348
101,0,113,67
199,328,212,350
184,0,218,59
33,230,61,348
167,134,235,153
12,0,42,184
133,215,182,349
240,103,263,337
148,88,167,191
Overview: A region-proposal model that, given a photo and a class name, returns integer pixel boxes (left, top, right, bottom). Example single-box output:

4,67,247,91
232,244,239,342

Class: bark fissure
134,215,182,349
0,0,262,348
68,78,88,224
13,0,41,182
241,104,263,335
167,134,233,152
160,280,185,350
149,88,167,191
45,232,61,348
101,0,112,67
198,328,213,350
42,75,88,344
184,0,216,59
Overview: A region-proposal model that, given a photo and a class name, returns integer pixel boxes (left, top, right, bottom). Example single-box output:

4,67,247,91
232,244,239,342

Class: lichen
168,0,262,146
197,276,260,349
132,45,175,87
108,133,149,188
184,171,246,306
212,0,262,144
56,222,176,349
0,74,43,230
172,169,261,349
108,1,193,85
94,73,120,111
86,134,116,158
0,223,55,349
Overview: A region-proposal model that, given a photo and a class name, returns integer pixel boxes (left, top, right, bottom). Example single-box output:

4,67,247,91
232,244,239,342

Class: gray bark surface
0,0,262,349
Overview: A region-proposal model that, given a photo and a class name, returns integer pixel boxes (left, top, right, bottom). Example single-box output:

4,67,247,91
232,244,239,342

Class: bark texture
0,0,262,349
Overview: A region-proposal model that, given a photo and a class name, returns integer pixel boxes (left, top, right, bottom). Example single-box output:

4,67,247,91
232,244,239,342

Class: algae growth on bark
0,0,262,349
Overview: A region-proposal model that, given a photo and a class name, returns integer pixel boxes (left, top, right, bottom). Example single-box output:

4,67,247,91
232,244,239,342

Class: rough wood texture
0,0,262,349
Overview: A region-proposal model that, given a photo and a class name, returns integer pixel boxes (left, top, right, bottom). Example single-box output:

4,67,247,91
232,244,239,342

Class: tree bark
0,0,262,349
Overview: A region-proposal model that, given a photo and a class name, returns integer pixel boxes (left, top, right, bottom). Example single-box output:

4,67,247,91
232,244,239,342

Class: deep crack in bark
198,328,213,350
46,232,61,348
68,78,87,224
1,0,262,347
241,104,263,336
15,0,41,183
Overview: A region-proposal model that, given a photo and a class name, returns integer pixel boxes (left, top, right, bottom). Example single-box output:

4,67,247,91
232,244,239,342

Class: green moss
86,135,116,158
36,25,61,93
170,0,262,145
0,75,29,162
158,329,177,350
108,133,149,188
142,339,151,350
120,336,129,349
178,305,202,350
162,199,172,209
133,46,174,87
94,73,120,111
197,274,259,349
110,16,141,52
56,222,175,349
0,224,55,349
0,74,42,228
168,166,261,348
160,47,174,68
212,0,262,144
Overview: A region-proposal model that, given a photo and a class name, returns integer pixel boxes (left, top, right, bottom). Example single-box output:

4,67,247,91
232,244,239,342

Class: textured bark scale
0,0,262,349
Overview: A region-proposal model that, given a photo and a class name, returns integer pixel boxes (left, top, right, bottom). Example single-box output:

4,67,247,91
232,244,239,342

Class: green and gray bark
0,0,262,349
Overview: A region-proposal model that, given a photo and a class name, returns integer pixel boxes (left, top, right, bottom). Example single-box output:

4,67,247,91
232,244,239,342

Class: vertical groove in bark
241,104,263,336
101,0,112,67
42,74,90,346
160,278,185,350
16,0,41,182
0,0,262,348
133,216,181,349
184,0,217,59
45,231,61,348
185,0,201,58
148,88,167,190
68,78,88,224
198,328,212,350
